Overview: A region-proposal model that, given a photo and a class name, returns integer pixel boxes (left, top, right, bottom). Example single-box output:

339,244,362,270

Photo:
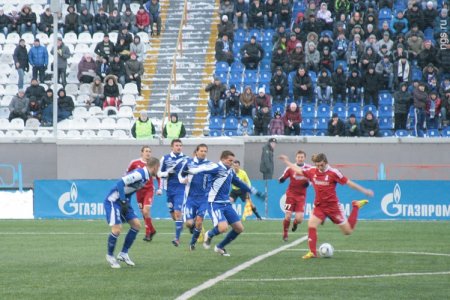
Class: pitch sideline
175,235,308,300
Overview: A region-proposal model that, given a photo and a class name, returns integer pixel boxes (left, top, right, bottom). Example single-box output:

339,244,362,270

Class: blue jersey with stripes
189,161,254,204
179,156,211,199
158,152,187,196
106,168,151,203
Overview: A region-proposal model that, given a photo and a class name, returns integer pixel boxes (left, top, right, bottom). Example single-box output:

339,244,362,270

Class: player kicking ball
104,157,160,268
279,153,374,259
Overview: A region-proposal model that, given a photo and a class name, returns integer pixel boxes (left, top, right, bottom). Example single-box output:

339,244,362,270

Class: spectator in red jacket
135,5,150,33
283,102,302,135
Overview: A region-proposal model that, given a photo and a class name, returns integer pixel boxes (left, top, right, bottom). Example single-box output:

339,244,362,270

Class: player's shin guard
308,227,317,256
122,228,139,253
348,205,359,229
144,217,155,235
107,232,119,256
209,226,221,238
175,220,183,240
191,227,201,245
217,230,240,249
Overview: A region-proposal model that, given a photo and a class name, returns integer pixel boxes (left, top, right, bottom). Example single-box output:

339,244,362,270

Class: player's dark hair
171,139,183,146
221,150,235,160
146,157,160,168
196,143,208,151
312,153,328,163
141,145,151,152
296,150,306,156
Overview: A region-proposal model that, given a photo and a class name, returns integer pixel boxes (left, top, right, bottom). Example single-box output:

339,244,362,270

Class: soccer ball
318,243,334,258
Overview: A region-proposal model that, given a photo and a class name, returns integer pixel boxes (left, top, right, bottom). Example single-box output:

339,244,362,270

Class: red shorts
284,196,306,213
136,188,154,208
312,202,347,225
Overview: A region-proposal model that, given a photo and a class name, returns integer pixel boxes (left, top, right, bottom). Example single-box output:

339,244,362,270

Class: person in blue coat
28,38,48,83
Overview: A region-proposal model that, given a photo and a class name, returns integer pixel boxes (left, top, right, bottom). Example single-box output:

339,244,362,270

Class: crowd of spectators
211,0,450,137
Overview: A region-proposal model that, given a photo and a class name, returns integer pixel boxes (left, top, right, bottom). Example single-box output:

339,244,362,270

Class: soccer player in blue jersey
178,143,211,251
158,138,188,246
188,150,266,256
104,157,160,268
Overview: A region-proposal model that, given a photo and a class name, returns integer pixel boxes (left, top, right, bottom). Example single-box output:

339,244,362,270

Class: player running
178,144,211,251
278,150,310,242
126,146,162,242
230,160,262,220
104,157,160,268
158,139,187,247
279,153,374,259
187,150,266,256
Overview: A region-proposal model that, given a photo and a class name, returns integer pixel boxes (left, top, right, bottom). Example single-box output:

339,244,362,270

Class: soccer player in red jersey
278,150,310,242
127,146,162,241
279,153,374,259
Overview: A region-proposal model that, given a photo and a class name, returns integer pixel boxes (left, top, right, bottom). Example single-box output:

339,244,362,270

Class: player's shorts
312,202,347,225
208,202,240,227
284,196,306,213
136,188,154,208
167,192,184,213
183,197,208,221
230,189,249,202
104,199,138,226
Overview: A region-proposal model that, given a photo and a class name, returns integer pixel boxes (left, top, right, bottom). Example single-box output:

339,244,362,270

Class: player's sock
217,230,240,249
283,219,290,236
308,227,317,256
147,217,155,233
175,220,183,240
252,207,262,219
121,228,139,253
348,205,359,229
208,226,221,238
191,227,201,245
107,232,119,256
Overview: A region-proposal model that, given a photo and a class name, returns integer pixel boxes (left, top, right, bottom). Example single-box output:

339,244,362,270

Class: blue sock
217,230,240,249
107,232,118,256
121,228,138,253
175,220,183,240
208,226,221,239
190,227,201,245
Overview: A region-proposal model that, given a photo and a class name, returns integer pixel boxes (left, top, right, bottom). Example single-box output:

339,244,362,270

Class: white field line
226,271,450,282
175,235,308,300
286,248,450,257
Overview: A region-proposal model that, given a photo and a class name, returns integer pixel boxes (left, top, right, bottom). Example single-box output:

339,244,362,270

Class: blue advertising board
34,180,450,220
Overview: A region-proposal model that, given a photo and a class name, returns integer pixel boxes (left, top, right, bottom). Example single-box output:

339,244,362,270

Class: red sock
348,205,359,229
144,217,155,235
283,219,290,235
293,219,298,226
308,227,317,256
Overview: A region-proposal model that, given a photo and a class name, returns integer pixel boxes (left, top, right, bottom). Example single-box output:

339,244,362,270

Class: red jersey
279,164,311,198
303,165,348,205
127,159,161,193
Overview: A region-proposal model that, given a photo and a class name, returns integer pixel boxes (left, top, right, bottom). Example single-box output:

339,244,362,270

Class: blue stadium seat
233,41,244,54
395,129,410,137
241,116,254,128
315,130,327,136
380,130,394,137
308,71,317,83
316,118,328,130
259,61,271,72
442,127,450,137
379,117,393,129
334,60,347,72
412,68,422,81
209,116,223,130
230,71,243,84
332,103,346,119
378,8,392,28
215,61,229,73
363,105,378,117
209,129,222,137
214,71,228,82
235,28,247,42
224,130,238,136
224,116,239,130
426,129,441,137
424,28,434,40
262,28,275,41
259,72,271,84
230,61,245,73
248,29,262,41
317,104,331,118
272,103,285,116
379,92,393,105
302,103,316,118
244,70,258,84
262,41,273,53
301,117,315,130
378,104,393,117
301,130,314,136
347,103,362,120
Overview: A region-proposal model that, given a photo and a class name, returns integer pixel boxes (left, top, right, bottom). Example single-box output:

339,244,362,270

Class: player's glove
303,181,310,188
279,178,286,184
118,199,129,216
255,191,267,199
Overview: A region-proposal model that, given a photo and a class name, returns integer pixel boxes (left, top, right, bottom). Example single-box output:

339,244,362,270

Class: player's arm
346,179,374,197
187,162,218,175
278,155,304,175
231,174,265,199
177,159,190,184
278,167,290,183
155,176,162,194
117,170,144,201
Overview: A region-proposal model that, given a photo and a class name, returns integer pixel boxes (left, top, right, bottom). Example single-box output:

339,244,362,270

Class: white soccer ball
318,243,334,258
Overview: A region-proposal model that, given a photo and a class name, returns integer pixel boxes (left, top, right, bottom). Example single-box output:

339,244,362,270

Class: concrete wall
1,136,450,187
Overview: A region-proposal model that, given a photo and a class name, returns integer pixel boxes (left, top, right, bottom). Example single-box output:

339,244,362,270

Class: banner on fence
34,180,450,220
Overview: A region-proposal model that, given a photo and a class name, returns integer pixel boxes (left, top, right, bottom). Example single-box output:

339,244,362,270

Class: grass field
1,219,449,300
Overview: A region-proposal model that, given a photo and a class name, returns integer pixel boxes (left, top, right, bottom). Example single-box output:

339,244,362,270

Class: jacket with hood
413,86,428,109
90,76,104,101
259,140,275,179
239,86,255,108
13,43,29,71
393,83,412,114
282,105,302,128
103,74,120,98
360,111,379,137
205,81,226,102
9,92,29,114
163,113,186,138
77,55,97,80
57,89,74,113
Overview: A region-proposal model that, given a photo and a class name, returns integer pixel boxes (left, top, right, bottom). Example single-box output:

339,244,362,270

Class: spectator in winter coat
345,114,361,137
249,0,266,29
131,110,157,139
234,0,248,29
254,88,272,112
417,40,438,70
332,65,347,102
51,38,71,87
215,34,234,65
103,73,121,110
7,9,21,34
145,0,162,36
0,9,10,36
28,39,48,83
64,5,79,34
135,6,150,33
327,113,346,136
271,46,289,73
78,6,94,35
224,85,240,117
269,111,285,135
433,8,449,40
13,39,29,90
205,76,226,116
425,91,442,129
108,8,122,32
94,7,109,33
360,111,380,137
117,26,133,49
237,118,253,136
423,1,438,29
94,34,116,61
38,7,54,35
393,55,412,89
315,69,333,104
108,55,126,86
347,68,362,103
362,64,380,107
25,78,46,103
240,36,264,70
282,102,302,135
287,33,301,55
305,41,320,73
253,108,272,136
27,96,42,122
130,35,145,62
56,89,74,121
375,55,394,90
218,15,234,41
270,67,288,104
88,76,104,107
163,113,186,139
219,0,235,23
394,82,412,130
125,52,144,95
8,89,29,122
77,53,97,83
19,5,37,36
265,0,279,29
390,10,409,36
278,0,292,27
121,8,136,34
288,43,305,72
413,82,428,136
240,85,256,117
115,37,131,62
293,67,313,103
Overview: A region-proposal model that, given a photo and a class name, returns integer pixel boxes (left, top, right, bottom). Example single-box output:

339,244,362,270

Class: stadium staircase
141,0,219,137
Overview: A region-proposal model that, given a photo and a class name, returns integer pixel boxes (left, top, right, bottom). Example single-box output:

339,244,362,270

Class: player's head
232,160,241,172
146,157,160,176
220,150,235,168
140,146,152,161
195,143,208,160
311,153,328,172
296,150,306,164
171,139,183,153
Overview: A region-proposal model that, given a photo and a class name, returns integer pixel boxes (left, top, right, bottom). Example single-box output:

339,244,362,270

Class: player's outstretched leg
303,227,318,259
203,226,220,249
106,232,120,268
348,199,369,229
282,219,290,241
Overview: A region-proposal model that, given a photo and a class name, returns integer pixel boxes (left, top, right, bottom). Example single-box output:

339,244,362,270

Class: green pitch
0,220,449,299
